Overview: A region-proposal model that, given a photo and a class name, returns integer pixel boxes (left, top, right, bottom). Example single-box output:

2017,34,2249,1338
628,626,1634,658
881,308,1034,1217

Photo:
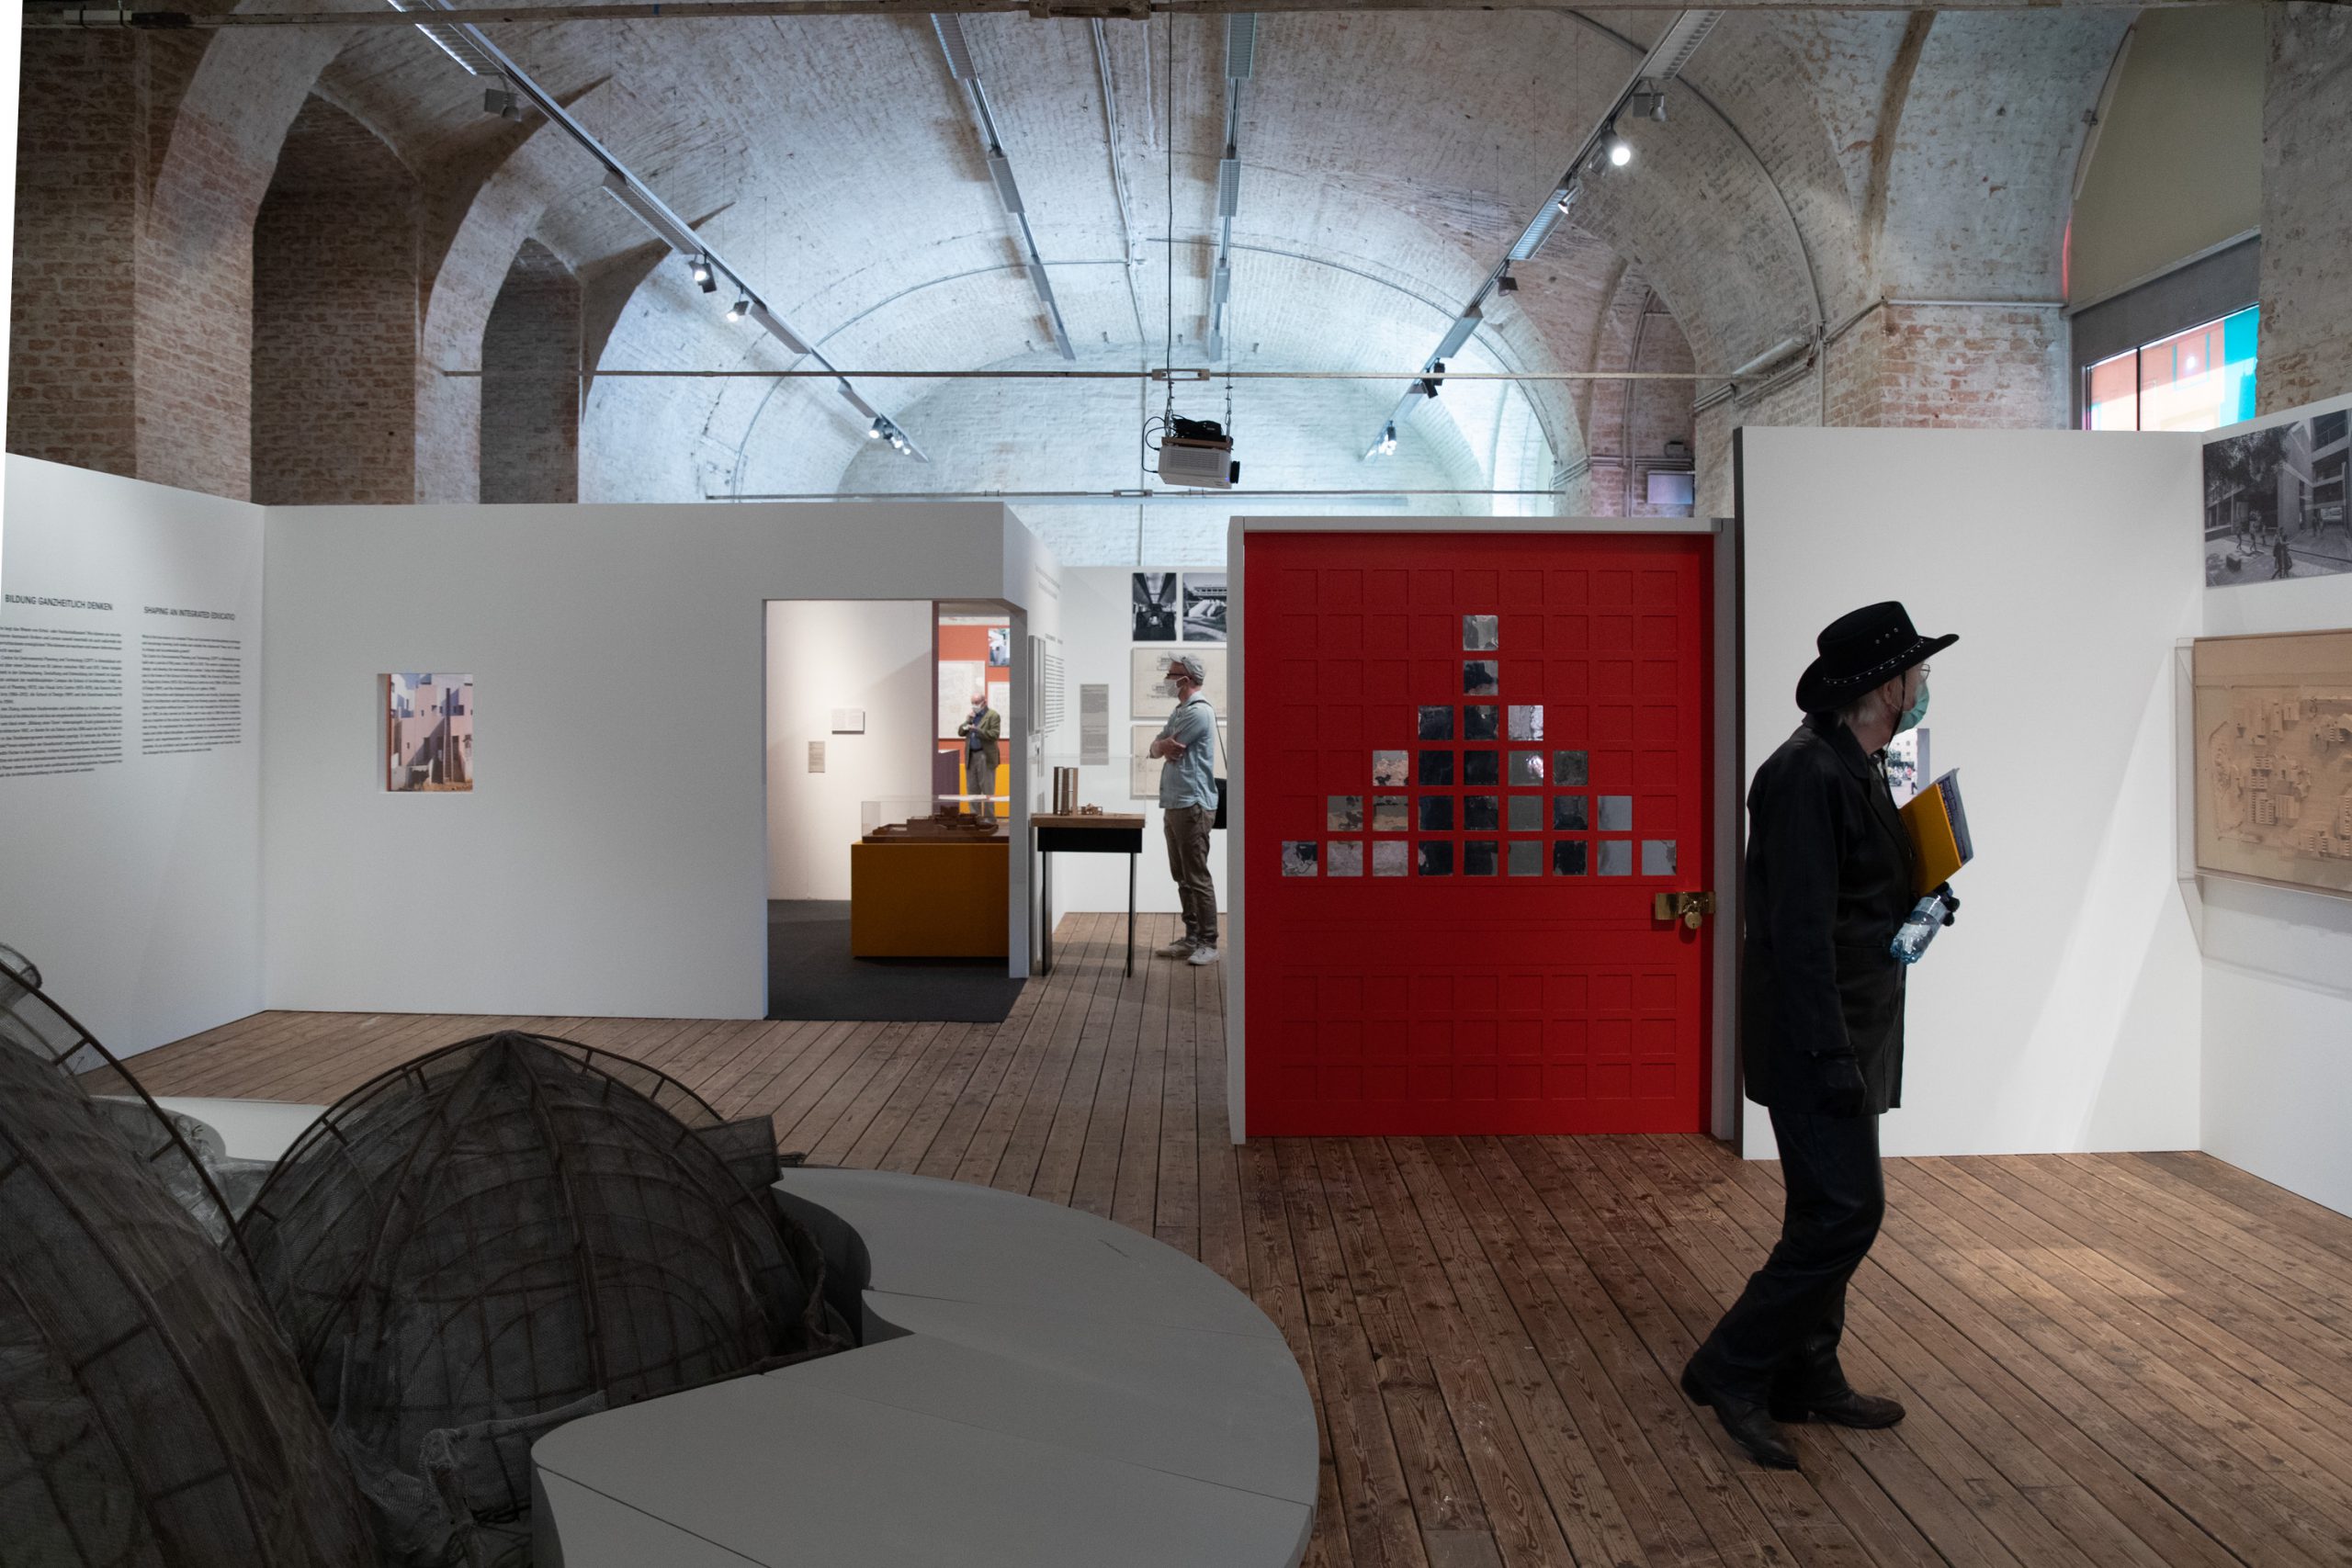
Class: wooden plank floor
134,912,2352,1568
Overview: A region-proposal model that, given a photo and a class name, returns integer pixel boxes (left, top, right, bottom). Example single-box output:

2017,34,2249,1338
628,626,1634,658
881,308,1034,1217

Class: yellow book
1898,769,1973,895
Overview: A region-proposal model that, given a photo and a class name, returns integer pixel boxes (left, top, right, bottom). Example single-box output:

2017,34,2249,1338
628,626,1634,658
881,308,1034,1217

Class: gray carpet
767,901,1025,1022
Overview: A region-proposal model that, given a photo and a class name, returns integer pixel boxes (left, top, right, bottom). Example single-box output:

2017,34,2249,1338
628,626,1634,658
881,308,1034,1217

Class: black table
1034,814,1146,976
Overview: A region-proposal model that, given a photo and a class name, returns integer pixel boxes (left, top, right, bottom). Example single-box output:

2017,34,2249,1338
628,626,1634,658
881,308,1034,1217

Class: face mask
1895,674,1929,733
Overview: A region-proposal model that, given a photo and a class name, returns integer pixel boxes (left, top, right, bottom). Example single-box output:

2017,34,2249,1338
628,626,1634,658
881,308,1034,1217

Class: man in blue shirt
1148,653,1220,966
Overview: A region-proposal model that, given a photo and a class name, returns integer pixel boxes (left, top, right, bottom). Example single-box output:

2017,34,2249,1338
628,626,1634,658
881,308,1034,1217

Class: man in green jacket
956,689,1001,823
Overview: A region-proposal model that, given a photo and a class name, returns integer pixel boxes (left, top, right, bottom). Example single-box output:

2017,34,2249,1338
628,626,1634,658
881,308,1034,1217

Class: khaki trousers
1163,804,1218,946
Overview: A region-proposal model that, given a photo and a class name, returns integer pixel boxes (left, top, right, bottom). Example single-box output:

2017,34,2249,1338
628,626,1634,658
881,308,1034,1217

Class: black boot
1770,1387,1905,1428
1681,1359,1801,1470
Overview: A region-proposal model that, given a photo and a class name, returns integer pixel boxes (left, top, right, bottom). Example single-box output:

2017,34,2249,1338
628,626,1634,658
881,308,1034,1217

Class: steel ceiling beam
932,15,1077,359
1206,13,1257,363
27,1,2205,28
379,0,928,455
1363,6,1722,460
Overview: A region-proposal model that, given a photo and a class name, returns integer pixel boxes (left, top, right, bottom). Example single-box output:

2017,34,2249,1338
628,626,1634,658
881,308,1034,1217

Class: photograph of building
384,672,474,792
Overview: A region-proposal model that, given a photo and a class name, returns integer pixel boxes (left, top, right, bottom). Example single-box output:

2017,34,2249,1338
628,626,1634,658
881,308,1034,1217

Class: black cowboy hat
1794,601,1957,714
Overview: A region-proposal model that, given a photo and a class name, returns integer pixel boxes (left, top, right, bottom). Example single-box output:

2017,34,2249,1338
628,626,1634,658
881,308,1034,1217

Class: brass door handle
1653,890,1717,930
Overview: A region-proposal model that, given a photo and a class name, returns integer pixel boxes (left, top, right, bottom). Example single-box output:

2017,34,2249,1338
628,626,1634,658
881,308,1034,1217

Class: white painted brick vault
12,5,2352,553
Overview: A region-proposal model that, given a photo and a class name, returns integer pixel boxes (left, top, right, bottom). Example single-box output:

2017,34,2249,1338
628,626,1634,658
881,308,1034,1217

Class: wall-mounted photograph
986,626,1011,666
1181,573,1227,641
384,673,473,793
1132,571,1180,640
2205,403,2351,587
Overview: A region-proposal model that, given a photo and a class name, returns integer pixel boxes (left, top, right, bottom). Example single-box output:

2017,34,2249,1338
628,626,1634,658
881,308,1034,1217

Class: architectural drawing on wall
1129,724,1160,800
2194,629,2352,897
1130,645,1227,712
2204,401,2352,587
1181,573,1227,641
937,659,989,739
1132,571,1179,640
384,673,473,792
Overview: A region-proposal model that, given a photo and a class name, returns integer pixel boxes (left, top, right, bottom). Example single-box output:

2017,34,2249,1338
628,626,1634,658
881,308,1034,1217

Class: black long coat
1739,714,1920,1115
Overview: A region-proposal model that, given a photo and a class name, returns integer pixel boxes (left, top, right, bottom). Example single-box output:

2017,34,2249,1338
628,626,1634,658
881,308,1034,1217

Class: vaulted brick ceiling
18,1,2139,558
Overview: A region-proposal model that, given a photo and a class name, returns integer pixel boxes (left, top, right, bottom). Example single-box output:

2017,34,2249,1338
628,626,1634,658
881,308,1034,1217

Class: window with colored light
2081,305,2259,432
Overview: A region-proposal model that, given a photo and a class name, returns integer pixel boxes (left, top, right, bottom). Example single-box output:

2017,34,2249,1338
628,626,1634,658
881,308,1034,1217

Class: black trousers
1690,1104,1885,1404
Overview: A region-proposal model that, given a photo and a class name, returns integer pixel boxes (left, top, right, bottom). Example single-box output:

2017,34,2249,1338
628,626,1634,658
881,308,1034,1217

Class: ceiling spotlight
726,297,751,322
867,418,887,440
690,254,716,293
1628,86,1668,122
1379,424,1398,456
1605,127,1634,168
484,81,520,119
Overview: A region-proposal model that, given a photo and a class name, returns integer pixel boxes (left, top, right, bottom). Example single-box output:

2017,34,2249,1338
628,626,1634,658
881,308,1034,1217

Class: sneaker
1186,944,1220,966
1155,937,1198,958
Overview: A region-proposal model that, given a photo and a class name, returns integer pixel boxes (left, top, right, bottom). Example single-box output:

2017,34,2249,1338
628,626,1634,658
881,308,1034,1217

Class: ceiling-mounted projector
1158,417,1240,490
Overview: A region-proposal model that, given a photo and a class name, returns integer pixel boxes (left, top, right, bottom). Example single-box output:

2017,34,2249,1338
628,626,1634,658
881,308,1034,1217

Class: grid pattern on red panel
1243,533,1712,1135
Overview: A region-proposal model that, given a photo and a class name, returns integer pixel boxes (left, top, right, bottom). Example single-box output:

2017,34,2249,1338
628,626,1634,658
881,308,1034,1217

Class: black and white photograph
1328,795,1363,831
1464,614,1499,651
1464,660,1499,697
986,626,1011,667
1464,705,1499,741
1510,751,1546,786
1132,570,1180,639
1554,750,1589,785
1181,573,1227,641
1372,795,1409,831
1328,840,1365,876
1418,705,1453,740
1509,795,1543,831
1373,840,1409,877
1373,750,1409,787
2204,405,2351,586
1509,704,1544,741
1282,840,1318,876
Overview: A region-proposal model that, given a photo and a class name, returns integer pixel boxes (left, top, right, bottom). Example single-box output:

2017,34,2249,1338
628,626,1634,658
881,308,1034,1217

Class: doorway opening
763,599,1024,1022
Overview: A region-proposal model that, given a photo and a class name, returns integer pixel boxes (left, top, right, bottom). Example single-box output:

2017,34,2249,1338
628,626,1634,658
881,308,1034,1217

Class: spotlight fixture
1604,126,1634,168
726,297,750,322
1628,86,1668,122
483,80,520,119
689,254,716,293
1498,269,1520,295
866,418,887,440
867,413,916,455
1379,423,1398,456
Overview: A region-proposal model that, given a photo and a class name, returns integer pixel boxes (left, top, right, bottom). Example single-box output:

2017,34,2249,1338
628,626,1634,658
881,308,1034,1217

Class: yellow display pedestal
849,838,1010,958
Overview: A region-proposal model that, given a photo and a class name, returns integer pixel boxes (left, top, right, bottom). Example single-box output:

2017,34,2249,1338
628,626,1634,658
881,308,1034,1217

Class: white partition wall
2195,400,2352,1217
1738,427,2206,1159
0,457,265,1053
263,500,1046,1018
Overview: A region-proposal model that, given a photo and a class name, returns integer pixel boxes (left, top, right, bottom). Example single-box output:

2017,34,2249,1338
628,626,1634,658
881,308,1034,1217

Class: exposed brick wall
9,34,145,477
1581,280,1698,517
252,96,419,506
2257,4,2352,414
481,240,581,503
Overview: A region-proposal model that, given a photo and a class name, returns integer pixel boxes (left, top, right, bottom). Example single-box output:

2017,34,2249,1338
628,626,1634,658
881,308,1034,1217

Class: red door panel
1243,533,1712,1135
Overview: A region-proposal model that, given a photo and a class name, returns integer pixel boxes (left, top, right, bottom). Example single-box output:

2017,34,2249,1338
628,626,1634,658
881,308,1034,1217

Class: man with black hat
1680,601,1958,1471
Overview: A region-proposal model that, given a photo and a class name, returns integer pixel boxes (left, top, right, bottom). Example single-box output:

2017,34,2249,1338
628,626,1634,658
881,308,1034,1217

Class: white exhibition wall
0,457,266,1053
763,600,935,903
2195,397,2352,1217
1740,427,2207,1159
265,500,1047,1019
1046,565,1227,919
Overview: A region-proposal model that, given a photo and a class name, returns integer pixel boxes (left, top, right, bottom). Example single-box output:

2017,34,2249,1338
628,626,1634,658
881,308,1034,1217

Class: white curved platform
531,1168,1317,1568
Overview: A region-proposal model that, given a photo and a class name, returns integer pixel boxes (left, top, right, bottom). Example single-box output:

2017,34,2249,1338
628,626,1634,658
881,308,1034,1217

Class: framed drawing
1130,645,1227,713
2193,628,2352,897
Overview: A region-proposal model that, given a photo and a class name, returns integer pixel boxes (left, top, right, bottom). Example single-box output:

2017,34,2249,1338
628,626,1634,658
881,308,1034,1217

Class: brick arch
252,95,420,504
139,26,346,498
414,85,617,503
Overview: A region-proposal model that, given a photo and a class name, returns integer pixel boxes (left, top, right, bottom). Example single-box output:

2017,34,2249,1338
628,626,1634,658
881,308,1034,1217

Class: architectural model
2195,629,2352,897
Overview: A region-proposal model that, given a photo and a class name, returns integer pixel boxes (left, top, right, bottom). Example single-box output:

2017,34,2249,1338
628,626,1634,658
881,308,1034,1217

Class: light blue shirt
1157,694,1218,810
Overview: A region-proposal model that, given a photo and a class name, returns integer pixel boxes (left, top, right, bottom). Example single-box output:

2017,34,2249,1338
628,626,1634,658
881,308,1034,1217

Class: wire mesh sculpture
237,1031,844,1564
0,943,254,1247
0,1028,378,1567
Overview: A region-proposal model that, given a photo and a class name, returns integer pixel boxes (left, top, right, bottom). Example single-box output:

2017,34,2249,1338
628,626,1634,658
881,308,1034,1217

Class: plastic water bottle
1890,894,1949,964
